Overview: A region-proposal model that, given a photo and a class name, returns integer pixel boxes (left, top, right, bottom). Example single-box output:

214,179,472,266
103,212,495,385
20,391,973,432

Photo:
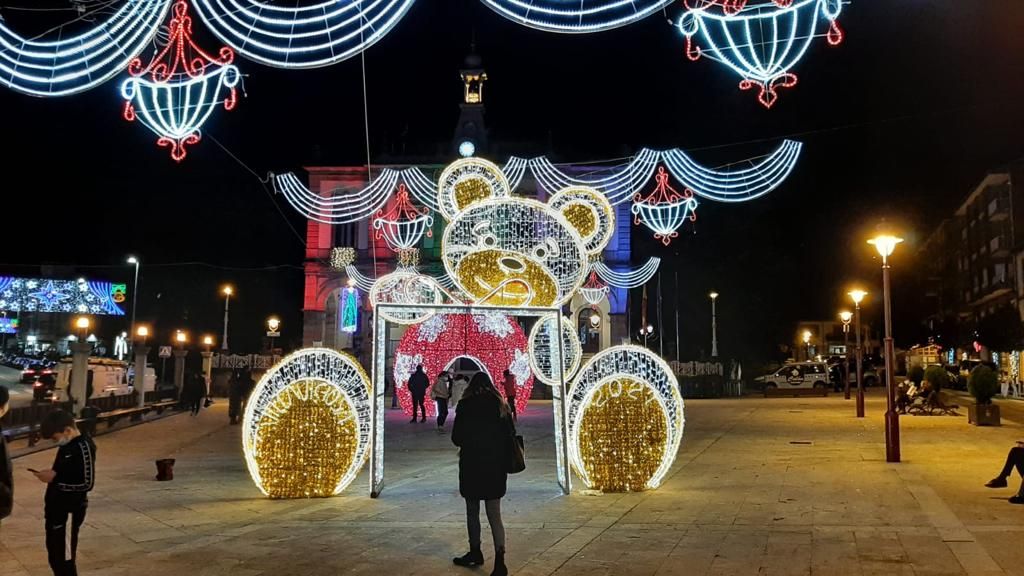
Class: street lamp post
640,324,654,349
840,311,853,400
126,256,140,349
802,330,812,361
869,232,903,463
221,286,233,351
201,335,214,398
267,316,281,352
709,292,719,358
849,289,867,418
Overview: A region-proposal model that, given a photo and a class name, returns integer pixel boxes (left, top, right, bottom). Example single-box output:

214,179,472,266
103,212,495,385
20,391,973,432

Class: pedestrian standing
501,369,517,422
451,374,469,411
432,370,452,432
408,365,429,423
188,372,206,416
34,410,96,576
452,373,512,576
0,387,12,527
228,370,242,425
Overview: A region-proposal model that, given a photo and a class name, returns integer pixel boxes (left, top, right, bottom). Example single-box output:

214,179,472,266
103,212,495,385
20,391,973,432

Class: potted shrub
967,365,1000,426
923,365,948,391
908,365,925,387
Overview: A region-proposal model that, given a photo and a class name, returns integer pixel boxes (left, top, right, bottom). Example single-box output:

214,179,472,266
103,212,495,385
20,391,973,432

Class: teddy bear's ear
550,186,615,256
437,158,511,220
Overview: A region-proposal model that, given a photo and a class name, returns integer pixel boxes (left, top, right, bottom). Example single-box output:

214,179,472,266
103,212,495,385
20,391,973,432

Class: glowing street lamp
802,329,812,361
175,330,188,349
74,316,90,341
267,316,281,351
849,289,867,418
640,324,654,349
221,285,233,351
869,230,903,463
202,335,214,352
709,291,719,358
839,311,853,399
136,325,150,346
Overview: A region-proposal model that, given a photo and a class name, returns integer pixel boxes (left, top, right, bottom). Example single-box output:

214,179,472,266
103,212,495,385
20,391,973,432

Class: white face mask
56,435,71,446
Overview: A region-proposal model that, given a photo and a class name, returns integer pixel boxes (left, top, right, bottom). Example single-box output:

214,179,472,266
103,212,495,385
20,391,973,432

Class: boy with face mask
34,410,96,576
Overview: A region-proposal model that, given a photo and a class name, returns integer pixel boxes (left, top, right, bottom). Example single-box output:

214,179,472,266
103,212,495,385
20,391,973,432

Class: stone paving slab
1,390,1022,575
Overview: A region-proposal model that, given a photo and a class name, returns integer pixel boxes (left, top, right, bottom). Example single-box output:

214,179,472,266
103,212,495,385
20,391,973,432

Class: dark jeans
436,398,449,426
998,446,1024,478
411,395,426,420
46,503,87,576
506,395,516,420
190,397,202,415
466,498,505,552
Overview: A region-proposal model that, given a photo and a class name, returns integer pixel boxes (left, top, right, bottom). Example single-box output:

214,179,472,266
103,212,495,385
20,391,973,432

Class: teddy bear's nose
499,256,526,273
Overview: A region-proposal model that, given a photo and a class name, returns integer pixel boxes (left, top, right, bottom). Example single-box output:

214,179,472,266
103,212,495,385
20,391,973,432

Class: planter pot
968,403,1001,426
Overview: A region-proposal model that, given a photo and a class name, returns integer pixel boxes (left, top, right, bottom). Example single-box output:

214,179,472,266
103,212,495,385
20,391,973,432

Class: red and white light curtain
393,313,534,418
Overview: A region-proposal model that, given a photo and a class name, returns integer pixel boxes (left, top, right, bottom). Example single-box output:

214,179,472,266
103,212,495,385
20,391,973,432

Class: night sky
2,0,1023,359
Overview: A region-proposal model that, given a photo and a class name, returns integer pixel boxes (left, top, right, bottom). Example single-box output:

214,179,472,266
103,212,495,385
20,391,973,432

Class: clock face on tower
458,140,476,157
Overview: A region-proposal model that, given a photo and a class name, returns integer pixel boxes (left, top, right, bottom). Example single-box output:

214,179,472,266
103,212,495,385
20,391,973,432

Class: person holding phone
985,440,1024,504
0,386,12,526
33,410,96,576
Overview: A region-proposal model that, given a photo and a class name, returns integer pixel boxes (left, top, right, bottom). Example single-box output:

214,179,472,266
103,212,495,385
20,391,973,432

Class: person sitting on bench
985,440,1024,504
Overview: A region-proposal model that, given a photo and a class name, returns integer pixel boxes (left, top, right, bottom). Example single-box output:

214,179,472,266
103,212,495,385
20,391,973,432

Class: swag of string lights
0,0,845,109
678,0,844,108
242,348,372,498
0,0,170,97
275,141,802,247
121,0,240,161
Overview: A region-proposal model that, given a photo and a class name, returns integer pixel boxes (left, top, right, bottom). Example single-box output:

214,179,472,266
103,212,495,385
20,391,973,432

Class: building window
989,198,999,215
990,236,1000,252
995,263,1006,284
982,268,989,288
962,228,968,240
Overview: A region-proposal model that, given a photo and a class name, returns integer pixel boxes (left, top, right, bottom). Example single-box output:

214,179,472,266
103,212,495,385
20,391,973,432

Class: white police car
756,362,831,390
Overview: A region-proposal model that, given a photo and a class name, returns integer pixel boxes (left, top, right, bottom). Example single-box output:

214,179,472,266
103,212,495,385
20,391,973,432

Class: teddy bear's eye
532,245,548,260
479,234,498,248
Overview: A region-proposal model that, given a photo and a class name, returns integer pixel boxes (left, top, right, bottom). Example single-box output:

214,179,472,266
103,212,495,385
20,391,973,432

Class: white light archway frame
373,303,569,497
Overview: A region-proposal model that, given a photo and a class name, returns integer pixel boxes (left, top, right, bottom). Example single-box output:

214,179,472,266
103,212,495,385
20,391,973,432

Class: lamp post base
885,408,901,462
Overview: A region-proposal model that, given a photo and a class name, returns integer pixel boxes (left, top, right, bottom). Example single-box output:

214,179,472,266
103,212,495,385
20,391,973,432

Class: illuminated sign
0,277,126,315
111,284,128,303
0,317,18,334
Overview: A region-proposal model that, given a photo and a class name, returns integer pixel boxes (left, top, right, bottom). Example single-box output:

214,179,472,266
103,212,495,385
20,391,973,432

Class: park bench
906,391,960,416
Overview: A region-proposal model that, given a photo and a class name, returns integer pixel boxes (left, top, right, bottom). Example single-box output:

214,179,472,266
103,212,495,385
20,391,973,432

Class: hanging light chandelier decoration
632,167,698,246
678,0,844,108
579,271,610,306
372,184,434,251
121,0,240,161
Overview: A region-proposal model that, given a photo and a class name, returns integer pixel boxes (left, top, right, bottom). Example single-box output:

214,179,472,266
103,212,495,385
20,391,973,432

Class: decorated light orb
368,270,445,325
437,157,511,220
372,183,433,251
568,345,684,492
121,0,240,162
528,314,582,386
393,313,533,418
678,0,844,108
577,377,669,492
632,167,698,246
549,187,616,255
243,348,371,499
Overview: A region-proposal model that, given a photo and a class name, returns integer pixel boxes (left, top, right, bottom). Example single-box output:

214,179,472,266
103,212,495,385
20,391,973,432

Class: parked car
32,372,57,401
826,359,880,387
756,361,831,390
20,363,54,383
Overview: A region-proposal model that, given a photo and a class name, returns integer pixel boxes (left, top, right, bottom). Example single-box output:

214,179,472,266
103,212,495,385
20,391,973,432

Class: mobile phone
27,468,39,473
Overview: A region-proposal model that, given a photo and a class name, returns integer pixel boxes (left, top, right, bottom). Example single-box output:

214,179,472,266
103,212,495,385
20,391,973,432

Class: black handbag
506,417,526,474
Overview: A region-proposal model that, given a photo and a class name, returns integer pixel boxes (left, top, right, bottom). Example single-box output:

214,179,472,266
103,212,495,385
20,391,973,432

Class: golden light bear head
439,159,614,308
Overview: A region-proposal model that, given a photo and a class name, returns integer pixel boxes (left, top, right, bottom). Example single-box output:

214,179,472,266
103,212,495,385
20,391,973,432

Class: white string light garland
0,0,170,97
191,0,417,69
590,258,661,289
480,0,675,33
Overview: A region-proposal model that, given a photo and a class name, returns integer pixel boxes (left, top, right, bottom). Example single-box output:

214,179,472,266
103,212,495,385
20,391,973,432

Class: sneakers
420,416,427,423
1010,494,1024,505
985,477,1008,488
453,549,484,567
409,417,417,423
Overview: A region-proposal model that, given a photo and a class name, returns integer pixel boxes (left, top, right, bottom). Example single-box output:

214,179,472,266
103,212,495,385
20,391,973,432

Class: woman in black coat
451,373,510,576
